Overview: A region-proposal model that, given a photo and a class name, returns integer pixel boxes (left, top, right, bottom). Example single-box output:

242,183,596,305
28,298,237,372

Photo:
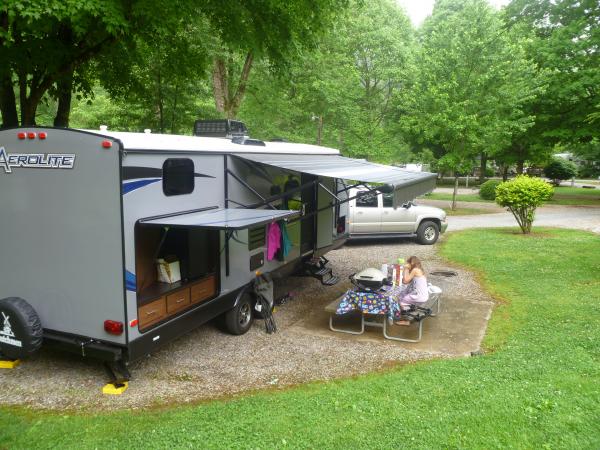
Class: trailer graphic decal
0,312,22,348
122,178,161,194
125,270,137,292
0,147,75,174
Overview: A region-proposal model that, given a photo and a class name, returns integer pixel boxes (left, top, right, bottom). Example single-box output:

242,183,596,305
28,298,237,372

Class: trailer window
163,158,194,196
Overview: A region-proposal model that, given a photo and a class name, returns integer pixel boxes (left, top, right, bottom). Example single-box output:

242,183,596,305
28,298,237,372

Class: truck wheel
0,297,43,360
417,221,439,245
224,293,254,335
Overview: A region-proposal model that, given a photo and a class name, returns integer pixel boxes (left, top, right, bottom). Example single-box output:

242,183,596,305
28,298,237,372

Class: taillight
104,320,124,335
102,140,112,149
39,132,47,140
27,132,36,139
17,132,26,140
129,319,139,328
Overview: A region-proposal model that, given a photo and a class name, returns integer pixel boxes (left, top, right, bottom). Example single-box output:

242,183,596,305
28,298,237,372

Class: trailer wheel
0,297,43,360
224,293,254,335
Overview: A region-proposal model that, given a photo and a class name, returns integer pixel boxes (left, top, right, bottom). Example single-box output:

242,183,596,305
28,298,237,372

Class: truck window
382,193,393,208
356,193,378,208
163,158,194,196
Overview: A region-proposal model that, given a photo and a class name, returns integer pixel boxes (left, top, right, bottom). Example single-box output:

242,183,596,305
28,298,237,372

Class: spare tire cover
0,297,43,360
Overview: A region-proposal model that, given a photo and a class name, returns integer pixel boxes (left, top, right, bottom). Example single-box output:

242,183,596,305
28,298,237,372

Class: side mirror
402,202,412,209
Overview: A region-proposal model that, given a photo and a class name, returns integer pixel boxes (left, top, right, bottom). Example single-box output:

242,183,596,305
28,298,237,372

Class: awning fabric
140,208,299,230
233,154,437,207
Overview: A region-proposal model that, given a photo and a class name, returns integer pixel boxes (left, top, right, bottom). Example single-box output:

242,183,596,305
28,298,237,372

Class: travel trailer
0,121,436,380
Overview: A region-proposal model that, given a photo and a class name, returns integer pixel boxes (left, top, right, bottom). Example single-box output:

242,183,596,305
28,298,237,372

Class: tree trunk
53,73,73,127
157,70,164,133
211,51,254,119
516,159,524,175
317,116,323,145
451,175,459,211
227,51,253,119
0,72,19,128
479,152,487,183
170,82,179,134
212,58,227,115
502,164,508,181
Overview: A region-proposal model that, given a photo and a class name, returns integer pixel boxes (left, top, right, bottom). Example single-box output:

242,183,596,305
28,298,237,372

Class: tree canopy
2,0,597,181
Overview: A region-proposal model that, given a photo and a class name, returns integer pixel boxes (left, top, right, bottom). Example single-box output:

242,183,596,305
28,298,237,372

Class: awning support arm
226,169,278,210
318,182,340,201
286,184,388,224
226,177,319,210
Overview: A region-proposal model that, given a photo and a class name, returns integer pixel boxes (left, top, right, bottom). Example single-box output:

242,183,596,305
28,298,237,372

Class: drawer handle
175,298,185,304
146,310,158,316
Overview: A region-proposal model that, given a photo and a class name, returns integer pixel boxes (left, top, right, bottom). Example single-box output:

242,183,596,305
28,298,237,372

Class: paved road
447,205,600,234
419,196,600,234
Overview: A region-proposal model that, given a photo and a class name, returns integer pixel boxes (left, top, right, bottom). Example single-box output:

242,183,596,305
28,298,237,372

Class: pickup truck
348,188,447,244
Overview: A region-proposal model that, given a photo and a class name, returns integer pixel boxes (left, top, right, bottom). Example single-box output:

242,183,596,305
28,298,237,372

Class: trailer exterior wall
0,128,126,344
120,152,225,344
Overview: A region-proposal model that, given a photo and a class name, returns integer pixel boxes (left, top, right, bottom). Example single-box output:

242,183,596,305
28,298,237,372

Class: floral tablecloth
336,286,406,321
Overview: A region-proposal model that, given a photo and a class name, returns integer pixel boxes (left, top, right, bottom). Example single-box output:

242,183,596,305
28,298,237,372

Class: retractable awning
233,154,437,206
140,208,299,230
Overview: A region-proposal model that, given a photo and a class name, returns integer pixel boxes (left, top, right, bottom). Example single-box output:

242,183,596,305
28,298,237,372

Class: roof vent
99,125,108,132
193,119,248,139
232,136,266,147
144,129,151,134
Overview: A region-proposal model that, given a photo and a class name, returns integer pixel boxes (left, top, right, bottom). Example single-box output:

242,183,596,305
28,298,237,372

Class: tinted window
383,193,393,208
356,193,378,208
163,159,194,196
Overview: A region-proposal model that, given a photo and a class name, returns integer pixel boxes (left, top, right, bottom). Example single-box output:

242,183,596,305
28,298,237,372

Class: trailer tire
224,292,254,335
416,221,439,245
0,297,43,360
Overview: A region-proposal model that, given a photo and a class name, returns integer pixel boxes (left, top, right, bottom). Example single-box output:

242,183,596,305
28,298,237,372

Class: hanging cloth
278,221,292,260
266,222,281,261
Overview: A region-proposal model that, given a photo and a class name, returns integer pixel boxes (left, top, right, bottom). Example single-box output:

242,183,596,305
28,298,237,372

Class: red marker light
102,140,112,149
27,132,36,139
129,319,139,328
38,132,47,140
104,320,124,335
17,132,26,140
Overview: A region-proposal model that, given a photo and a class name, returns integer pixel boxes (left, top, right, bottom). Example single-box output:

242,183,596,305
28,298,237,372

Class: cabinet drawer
191,276,216,304
166,288,190,314
138,297,166,330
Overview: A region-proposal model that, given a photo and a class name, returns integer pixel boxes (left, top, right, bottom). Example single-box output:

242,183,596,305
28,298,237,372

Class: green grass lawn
1,229,599,449
426,186,600,206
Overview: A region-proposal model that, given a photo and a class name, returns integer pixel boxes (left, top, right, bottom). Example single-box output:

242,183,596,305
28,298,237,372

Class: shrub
544,159,578,185
495,176,554,234
479,180,501,200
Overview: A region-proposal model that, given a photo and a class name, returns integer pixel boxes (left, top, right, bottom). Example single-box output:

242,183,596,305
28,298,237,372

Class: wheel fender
416,216,440,232
232,283,254,309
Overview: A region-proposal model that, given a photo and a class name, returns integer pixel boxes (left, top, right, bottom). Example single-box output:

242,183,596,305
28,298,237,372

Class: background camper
0,121,436,380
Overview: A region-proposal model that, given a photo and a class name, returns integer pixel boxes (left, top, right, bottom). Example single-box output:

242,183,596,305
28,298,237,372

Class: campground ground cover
1,228,598,448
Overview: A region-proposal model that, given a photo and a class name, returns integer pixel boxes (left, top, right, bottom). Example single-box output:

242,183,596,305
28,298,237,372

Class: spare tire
0,297,43,360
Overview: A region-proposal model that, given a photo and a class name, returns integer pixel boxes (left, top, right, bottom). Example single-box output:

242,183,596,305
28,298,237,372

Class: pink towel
266,222,281,260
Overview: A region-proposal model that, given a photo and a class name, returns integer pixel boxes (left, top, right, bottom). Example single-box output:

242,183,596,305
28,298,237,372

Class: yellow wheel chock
0,359,20,369
102,381,129,395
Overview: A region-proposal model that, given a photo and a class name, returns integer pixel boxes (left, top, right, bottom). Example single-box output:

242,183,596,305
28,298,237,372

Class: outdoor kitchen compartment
135,225,219,331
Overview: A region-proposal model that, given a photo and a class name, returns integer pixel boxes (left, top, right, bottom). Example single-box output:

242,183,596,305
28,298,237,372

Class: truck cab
348,188,447,244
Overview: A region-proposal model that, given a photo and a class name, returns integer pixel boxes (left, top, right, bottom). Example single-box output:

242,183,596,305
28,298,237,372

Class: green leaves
495,175,554,233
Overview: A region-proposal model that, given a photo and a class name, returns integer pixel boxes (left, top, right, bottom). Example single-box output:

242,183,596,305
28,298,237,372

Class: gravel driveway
0,237,494,411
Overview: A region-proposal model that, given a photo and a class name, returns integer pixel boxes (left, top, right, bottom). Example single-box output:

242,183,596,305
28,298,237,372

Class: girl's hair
407,256,423,270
